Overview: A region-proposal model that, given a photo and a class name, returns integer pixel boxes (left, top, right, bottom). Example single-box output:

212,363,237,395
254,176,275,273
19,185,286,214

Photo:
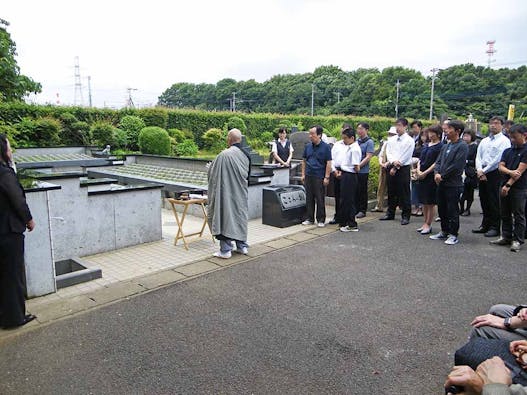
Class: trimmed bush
174,139,199,157
0,124,19,148
167,128,186,143
14,117,61,147
225,116,247,134
202,128,225,153
91,121,119,148
137,108,168,128
138,126,171,155
260,131,273,144
119,115,145,150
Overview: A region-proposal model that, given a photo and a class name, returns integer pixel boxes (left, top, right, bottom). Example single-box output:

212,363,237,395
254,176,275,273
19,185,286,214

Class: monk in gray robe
207,129,250,259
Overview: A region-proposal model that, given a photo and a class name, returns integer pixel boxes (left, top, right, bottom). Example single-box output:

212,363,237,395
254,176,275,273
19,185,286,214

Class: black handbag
455,338,527,385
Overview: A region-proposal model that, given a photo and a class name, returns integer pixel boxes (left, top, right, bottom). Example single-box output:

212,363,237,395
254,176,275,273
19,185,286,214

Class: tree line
158,64,527,122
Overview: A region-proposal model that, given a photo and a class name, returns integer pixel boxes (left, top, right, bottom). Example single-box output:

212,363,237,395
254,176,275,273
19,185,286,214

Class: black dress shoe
400,218,410,225
379,215,394,221
472,226,488,234
2,314,37,330
484,229,499,237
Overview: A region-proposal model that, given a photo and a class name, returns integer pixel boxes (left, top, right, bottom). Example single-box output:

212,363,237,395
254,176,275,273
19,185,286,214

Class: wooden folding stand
167,197,213,250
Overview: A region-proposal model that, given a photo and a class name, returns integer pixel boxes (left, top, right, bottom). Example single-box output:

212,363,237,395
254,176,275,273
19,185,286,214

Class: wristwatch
504,317,512,330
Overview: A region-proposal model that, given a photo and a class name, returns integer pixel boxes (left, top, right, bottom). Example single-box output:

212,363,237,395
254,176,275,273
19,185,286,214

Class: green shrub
0,124,19,148
137,108,168,128
174,139,199,157
119,115,145,150
91,121,119,147
167,128,186,143
202,128,225,153
59,111,91,145
260,131,274,143
138,126,171,155
70,121,92,145
368,155,380,199
18,117,61,147
225,116,247,134
114,128,128,149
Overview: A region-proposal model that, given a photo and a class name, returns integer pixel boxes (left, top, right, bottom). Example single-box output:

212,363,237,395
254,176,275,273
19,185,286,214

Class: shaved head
227,128,242,146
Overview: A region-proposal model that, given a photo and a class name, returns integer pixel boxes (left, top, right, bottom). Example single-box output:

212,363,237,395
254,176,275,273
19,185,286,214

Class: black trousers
0,233,27,327
437,184,463,236
479,170,501,231
501,188,527,243
386,165,411,219
339,172,358,227
330,173,341,221
460,180,477,209
357,173,369,214
305,175,326,223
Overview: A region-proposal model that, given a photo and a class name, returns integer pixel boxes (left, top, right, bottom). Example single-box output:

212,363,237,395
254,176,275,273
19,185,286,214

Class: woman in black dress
0,134,36,329
416,125,443,234
459,129,478,216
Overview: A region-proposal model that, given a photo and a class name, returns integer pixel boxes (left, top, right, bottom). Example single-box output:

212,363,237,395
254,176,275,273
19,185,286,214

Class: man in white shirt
339,127,362,232
329,125,350,224
473,116,512,237
380,118,415,225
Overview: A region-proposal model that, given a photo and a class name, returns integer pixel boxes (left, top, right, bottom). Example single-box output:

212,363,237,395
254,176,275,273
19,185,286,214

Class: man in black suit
0,134,36,329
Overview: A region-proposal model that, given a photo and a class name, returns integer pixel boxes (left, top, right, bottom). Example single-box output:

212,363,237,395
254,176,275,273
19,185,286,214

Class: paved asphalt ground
0,207,525,394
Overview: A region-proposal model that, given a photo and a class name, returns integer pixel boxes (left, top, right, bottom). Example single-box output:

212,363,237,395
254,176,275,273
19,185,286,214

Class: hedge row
0,102,438,147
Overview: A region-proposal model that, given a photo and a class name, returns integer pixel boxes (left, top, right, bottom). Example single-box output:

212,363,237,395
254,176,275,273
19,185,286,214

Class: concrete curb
0,213,382,344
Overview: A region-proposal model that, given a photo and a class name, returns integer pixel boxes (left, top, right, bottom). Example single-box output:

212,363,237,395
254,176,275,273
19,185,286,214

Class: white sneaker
302,220,314,225
213,251,232,259
340,226,359,232
511,241,521,252
429,231,448,240
444,235,459,245
317,222,326,228
240,247,248,255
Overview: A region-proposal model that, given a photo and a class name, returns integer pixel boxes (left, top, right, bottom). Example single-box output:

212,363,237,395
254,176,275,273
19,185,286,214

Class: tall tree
0,19,41,101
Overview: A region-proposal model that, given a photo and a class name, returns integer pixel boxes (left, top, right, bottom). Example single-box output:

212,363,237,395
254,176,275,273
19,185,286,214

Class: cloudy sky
3,0,526,108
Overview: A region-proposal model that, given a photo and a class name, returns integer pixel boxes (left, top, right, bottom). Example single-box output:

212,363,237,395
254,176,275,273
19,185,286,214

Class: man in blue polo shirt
490,124,527,252
301,125,332,227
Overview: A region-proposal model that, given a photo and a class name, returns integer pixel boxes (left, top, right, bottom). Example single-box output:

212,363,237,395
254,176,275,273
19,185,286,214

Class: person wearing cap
489,124,527,252
473,116,511,238
429,120,468,245
379,118,415,225
371,126,397,212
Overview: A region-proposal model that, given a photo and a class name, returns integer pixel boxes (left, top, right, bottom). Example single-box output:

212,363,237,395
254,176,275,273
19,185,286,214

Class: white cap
387,126,397,135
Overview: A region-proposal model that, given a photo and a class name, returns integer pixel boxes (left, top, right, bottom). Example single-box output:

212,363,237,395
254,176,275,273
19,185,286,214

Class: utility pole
232,92,236,112
73,56,84,106
486,40,496,68
429,68,440,120
395,79,400,118
87,76,93,108
126,87,137,108
311,83,315,116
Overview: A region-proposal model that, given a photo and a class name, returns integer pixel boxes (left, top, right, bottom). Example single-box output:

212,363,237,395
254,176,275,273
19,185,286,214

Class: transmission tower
73,56,84,106
126,87,138,108
486,40,497,68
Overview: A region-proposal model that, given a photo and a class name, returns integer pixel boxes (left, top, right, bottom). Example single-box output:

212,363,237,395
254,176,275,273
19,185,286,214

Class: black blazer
0,163,32,235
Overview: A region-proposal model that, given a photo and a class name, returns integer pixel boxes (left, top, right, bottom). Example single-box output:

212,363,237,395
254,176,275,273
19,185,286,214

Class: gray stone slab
264,238,298,249
136,270,186,290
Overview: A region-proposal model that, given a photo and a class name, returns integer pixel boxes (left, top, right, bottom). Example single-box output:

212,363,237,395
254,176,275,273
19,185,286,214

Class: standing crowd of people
296,116,527,251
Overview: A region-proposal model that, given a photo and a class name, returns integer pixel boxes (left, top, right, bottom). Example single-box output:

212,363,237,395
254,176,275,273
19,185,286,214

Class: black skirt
418,174,437,205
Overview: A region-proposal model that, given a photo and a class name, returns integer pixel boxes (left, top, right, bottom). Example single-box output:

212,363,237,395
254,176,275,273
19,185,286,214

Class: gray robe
207,146,249,241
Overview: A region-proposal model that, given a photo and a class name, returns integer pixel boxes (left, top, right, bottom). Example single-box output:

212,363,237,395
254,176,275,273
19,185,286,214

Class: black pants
339,172,358,227
460,179,477,210
479,170,501,231
501,188,527,243
330,172,341,221
437,184,463,236
305,175,326,223
0,233,27,327
357,173,369,214
386,165,411,219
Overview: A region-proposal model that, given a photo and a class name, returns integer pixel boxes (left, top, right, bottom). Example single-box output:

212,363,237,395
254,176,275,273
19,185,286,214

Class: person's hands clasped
476,357,512,386
444,365,483,395
517,308,527,321
510,169,521,180
510,340,527,369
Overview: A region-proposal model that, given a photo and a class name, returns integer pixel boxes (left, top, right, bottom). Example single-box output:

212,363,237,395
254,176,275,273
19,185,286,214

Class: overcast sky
3,0,527,109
